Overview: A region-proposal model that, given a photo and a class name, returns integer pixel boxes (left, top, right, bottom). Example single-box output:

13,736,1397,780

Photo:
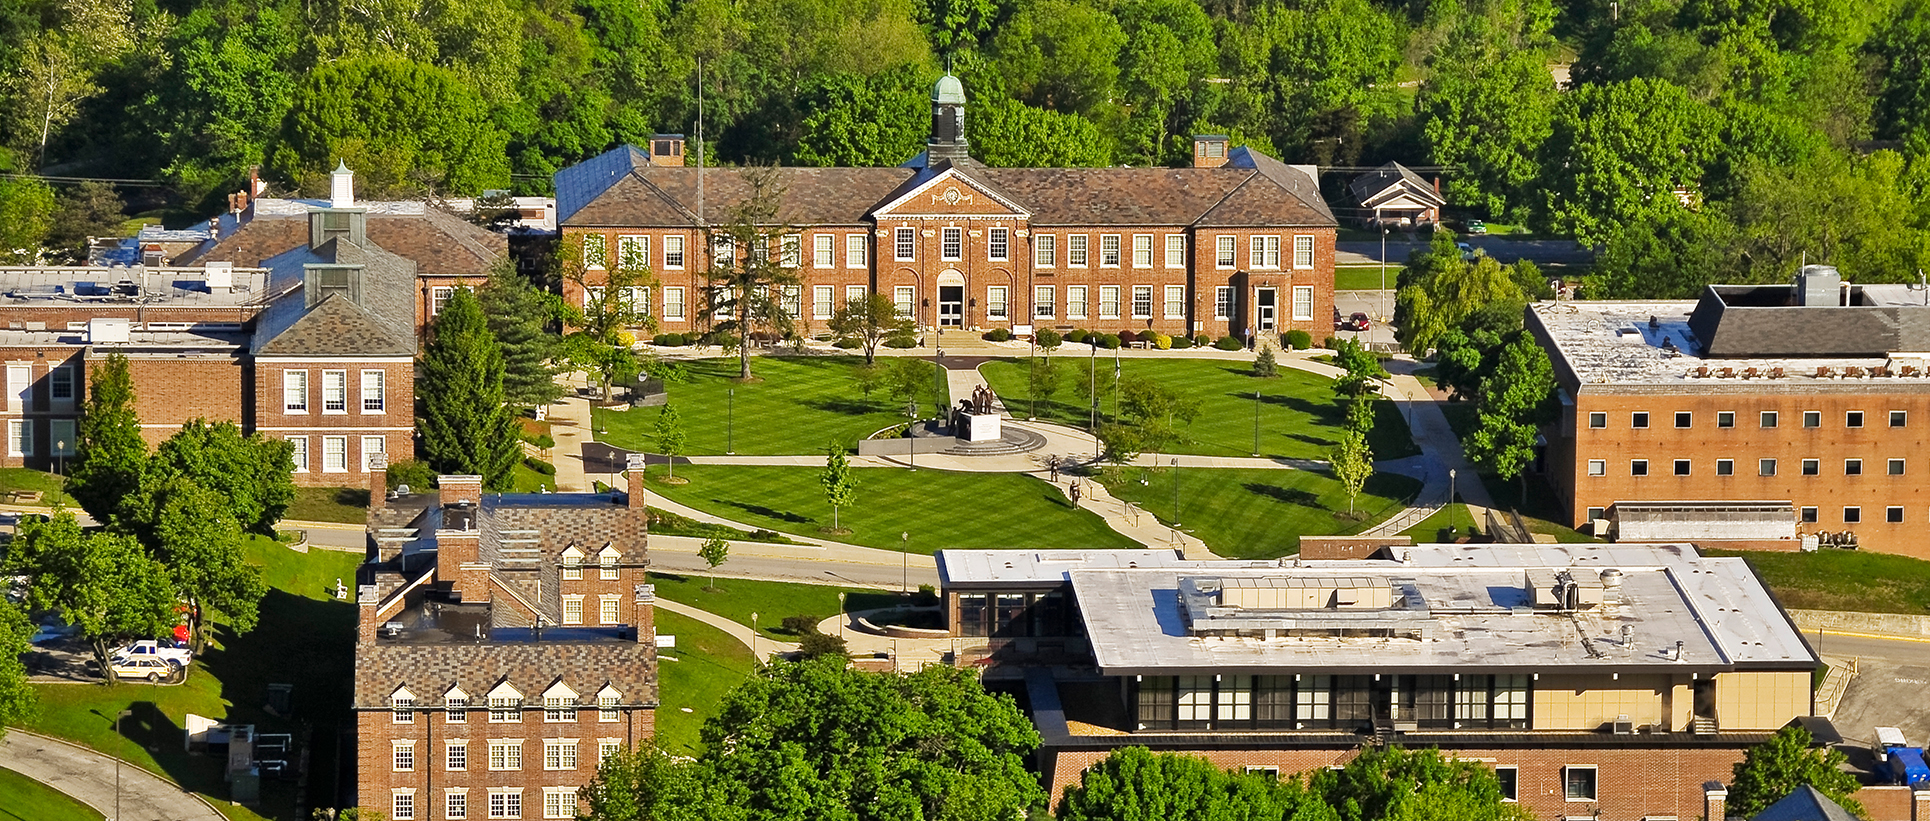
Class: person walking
1069,481,1082,508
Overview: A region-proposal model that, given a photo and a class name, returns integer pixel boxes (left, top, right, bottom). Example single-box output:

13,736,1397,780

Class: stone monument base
960,412,1002,443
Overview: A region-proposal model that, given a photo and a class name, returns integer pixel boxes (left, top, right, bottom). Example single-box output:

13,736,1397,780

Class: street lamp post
900,532,909,594
751,612,759,661
726,388,735,455
55,439,65,476
1449,468,1458,536
115,708,132,820
1088,341,1097,451
1112,347,1120,424
1379,224,1389,323
838,592,846,640
1172,457,1181,527
1251,391,1261,457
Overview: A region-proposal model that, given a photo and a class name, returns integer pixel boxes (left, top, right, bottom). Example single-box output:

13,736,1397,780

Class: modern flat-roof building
353,469,657,821
1527,266,1930,556
553,75,1338,342
936,544,1819,820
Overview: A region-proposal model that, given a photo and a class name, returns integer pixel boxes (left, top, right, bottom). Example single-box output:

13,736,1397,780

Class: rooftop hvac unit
204,262,233,290
86,317,130,344
1613,714,1634,734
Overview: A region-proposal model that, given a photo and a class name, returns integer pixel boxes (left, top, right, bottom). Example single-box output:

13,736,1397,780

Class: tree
821,445,856,531
5,510,176,683
706,165,802,381
851,363,884,405
580,740,722,821
1729,725,1865,818
1874,0,1930,142
7,0,133,167
418,288,521,489
991,0,1125,116
794,69,930,167
0,177,56,263
130,476,266,651
130,419,295,537
828,293,914,366
0,601,36,737
1394,235,1526,357
1253,347,1278,377
1419,49,1556,224
882,358,936,417
67,351,147,525
1332,338,1382,397
1311,746,1532,821
1537,77,1720,245
561,234,655,400
697,537,729,591
654,405,687,482
478,262,565,411
1057,746,1316,821
1329,427,1373,514
1464,335,1556,506
970,96,1116,167
1027,357,1063,418
702,656,1046,821
43,180,124,264
269,56,510,196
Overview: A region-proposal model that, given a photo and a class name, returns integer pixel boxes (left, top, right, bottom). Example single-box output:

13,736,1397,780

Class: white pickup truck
112,639,192,667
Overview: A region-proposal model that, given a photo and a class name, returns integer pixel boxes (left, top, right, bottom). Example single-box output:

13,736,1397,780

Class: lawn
1700,549,1930,615
1434,400,1597,539
979,357,1419,461
1335,266,1401,291
286,486,367,524
640,464,1137,552
648,572,903,640
512,458,556,492
1096,466,1421,559
648,507,798,544
0,468,75,508
652,609,753,755
0,766,102,821
594,357,951,456
20,537,361,821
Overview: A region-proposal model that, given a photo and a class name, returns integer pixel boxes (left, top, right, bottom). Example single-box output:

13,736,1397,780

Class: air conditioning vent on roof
1613,714,1633,734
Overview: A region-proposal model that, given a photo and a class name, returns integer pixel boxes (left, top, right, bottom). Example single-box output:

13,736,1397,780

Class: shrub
1117,330,1139,345
1285,329,1313,350
1097,333,1121,349
1065,329,1089,344
1035,328,1062,349
521,432,556,449
832,337,863,349
1194,333,1212,348
524,456,557,475
1253,348,1279,377
797,630,848,660
984,327,1012,342
883,333,918,349
1170,334,1192,349
1150,332,1172,350
915,584,940,606
1215,335,1243,351
1322,335,1339,350
386,459,437,492
780,614,821,636
615,330,636,346
706,331,740,349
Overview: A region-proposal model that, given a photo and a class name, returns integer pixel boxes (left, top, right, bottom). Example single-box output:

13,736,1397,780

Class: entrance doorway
1256,288,1277,332
939,285,964,327
1692,679,1716,724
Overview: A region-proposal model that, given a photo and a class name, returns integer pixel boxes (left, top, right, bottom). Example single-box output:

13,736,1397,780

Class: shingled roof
180,201,505,276
250,235,419,357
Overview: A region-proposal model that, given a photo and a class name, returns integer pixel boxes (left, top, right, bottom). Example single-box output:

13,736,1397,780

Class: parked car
112,639,192,668
1457,241,1477,260
109,655,178,682
1466,219,1487,234
1342,312,1371,332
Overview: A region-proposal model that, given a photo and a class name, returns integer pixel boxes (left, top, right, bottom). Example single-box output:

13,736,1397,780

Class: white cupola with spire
928,74,969,164
330,160,356,208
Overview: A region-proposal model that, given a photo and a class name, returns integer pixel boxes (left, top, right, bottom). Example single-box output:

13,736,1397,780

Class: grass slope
651,609,753,756
641,465,1136,552
594,357,951,456
648,572,902,639
0,766,103,821
1701,549,1930,615
1097,467,1420,559
979,357,1419,461
0,468,76,508
286,486,368,524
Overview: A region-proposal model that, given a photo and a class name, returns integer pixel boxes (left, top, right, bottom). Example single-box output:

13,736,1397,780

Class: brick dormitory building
0,164,506,486
554,74,1338,342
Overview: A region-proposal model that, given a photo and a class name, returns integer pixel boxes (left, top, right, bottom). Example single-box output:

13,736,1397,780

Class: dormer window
597,685,622,722
487,682,523,723
597,546,619,580
561,547,584,581
543,681,578,722
304,265,361,308
391,686,416,724
445,687,468,723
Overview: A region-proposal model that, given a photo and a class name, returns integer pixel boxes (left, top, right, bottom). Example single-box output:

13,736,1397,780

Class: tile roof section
1348,161,1445,209
254,292,414,357
180,203,504,276
354,640,658,710
251,238,418,357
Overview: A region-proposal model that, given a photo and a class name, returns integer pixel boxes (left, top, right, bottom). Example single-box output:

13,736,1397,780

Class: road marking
1815,628,1930,645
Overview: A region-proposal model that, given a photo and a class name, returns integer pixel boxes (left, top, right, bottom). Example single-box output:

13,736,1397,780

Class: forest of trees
0,0,1928,292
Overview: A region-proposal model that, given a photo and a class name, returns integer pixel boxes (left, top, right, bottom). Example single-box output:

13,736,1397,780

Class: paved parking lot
1816,632,1930,779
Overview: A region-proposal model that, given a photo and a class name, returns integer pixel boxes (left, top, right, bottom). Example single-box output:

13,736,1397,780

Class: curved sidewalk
0,729,224,821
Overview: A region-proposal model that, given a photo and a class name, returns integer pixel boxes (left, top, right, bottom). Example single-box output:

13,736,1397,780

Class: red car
1341,312,1371,332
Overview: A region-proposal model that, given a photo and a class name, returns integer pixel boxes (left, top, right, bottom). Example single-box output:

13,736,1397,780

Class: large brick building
353,469,658,820
936,544,1820,820
1528,267,1930,556
554,75,1337,342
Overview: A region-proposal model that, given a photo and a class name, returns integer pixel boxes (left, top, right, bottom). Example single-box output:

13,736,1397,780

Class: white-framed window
711,236,734,268
1563,766,1597,801
489,692,521,723
48,364,75,408
781,233,802,267
581,234,606,269
393,791,416,820
1068,286,1088,320
288,436,308,473
361,370,385,412
893,286,915,317
562,596,583,625
446,790,468,820
617,235,649,270
1214,287,1233,320
987,286,1008,321
1164,285,1185,319
6,419,28,458
6,364,25,414
663,287,685,320
394,741,416,771
813,286,834,319
1291,286,1313,321
1165,235,1185,268
1035,235,1056,267
1131,234,1153,267
1034,286,1055,319
1215,235,1236,268
446,741,468,770
322,370,347,413
1250,236,1281,268
940,227,963,260
1131,285,1152,318
1099,285,1121,319
663,235,685,269
1100,235,1121,267
488,739,522,770
598,739,622,764
598,691,620,722
431,286,454,315
780,285,801,318
543,739,578,770
283,370,308,413
846,285,866,305
362,437,385,471
599,548,619,580
894,227,916,261
391,690,414,723
1588,460,1606,476
561,547,583,580
50,419,74,457
542,788,577,819
846,233,866,268
988,227,1009,261
322,436,348,473
1293,235,1314,269
813,234,834,267
624,286,650,317
446,690,468,723
598,595,619,624
487,789,521,819
544,691,576,722
1068,235,1089,267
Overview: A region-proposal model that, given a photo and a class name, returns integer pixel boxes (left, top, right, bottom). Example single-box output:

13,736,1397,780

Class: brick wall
254,358,415,488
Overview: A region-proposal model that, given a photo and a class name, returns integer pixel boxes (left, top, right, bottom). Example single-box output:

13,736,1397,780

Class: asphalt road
649,541,940,591
1337,237,1593,266
1815,630,1930,776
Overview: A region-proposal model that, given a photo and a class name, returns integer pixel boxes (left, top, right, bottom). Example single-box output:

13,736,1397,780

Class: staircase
1690,717,1718,735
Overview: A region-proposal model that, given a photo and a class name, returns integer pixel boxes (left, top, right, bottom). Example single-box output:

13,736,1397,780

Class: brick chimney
366,452,387,513
626,453,647,510
633,583,656,643
1703,781,1727,821
1193,135,1230,169
1914,788,1930,821
439,475,482,509
358,584,380,643
647,135,686,167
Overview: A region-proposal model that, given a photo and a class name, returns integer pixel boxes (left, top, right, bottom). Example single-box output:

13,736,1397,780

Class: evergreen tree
419,288,521,489
67,352,147,525
478,262,565,412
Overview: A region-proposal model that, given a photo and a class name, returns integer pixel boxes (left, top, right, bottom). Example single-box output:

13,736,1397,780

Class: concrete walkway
1357,357,1497,537
545,373,597,492
0,729,225,821
654,598,799,657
